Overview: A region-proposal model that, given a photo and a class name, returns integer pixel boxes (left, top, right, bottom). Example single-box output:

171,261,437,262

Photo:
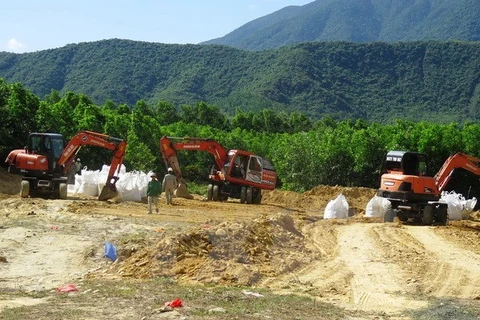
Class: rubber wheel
207,184,213,201
246,187,253,204
20,180,30,198
254,189,262,204
397,210,408,222
422,205,434,225
240,187,246,204
435,205,449,226
59,183,67,200
212,185,219,201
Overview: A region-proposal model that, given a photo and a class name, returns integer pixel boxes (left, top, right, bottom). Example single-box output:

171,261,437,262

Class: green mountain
203,0,480,50
0,39,479,122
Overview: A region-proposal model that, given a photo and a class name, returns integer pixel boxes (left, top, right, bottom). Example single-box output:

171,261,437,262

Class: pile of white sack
439,191,477,220
67,164,153,202
323,190,477,221
364,191,477,221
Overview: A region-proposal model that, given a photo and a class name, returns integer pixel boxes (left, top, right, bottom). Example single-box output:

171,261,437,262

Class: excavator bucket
174,178,193,199
98,184,118,201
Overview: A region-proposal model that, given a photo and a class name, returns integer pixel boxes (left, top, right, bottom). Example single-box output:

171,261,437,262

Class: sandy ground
2,167,480,317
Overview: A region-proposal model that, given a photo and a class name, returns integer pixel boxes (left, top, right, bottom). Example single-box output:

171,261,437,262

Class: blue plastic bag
104,241,117,261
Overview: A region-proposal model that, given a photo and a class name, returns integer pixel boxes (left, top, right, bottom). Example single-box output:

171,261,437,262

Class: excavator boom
160,136,228,179
434,152,480,192
159,136,277,204
59,131,126,200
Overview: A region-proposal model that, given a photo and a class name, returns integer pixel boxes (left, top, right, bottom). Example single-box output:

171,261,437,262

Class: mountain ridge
203,0,480,50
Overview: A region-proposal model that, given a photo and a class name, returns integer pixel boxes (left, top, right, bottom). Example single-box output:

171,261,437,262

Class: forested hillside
0,39,479,123
204,0,480,50
2,78,480,199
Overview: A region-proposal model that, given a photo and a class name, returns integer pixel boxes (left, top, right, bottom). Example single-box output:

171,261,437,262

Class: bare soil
2,167,480,319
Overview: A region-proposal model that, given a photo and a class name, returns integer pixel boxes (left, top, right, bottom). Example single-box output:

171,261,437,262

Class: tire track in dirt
263,222,428,313
404,226,480,299
336,224,427,312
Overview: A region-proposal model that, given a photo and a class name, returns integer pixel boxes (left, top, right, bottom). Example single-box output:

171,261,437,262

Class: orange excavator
5,131,126,200
160,136,277,204
377,151,480,225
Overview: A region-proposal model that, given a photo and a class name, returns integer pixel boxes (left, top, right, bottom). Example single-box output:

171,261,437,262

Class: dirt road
2,171,480,318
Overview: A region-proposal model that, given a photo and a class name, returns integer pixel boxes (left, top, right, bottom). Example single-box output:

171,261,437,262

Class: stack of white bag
68,164,152,202
440,191,477,220
324,194,349,219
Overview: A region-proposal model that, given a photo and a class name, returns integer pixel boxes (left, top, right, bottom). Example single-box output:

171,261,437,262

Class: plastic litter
56,283,78,293
164,298,183,308
242,290,264,298
104,241,117,261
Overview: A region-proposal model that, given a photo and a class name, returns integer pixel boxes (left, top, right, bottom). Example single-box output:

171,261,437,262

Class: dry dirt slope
2,167,480,318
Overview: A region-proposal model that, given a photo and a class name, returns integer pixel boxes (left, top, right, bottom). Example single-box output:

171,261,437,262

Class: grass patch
406,298,480,320
0,277,351,320
185,181,208,196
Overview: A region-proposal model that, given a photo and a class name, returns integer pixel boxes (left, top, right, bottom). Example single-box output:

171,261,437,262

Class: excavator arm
58,131,127,200
159,136,228,179
435,152,480,192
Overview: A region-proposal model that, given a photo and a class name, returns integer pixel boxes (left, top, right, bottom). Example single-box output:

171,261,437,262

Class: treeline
2,78,480,197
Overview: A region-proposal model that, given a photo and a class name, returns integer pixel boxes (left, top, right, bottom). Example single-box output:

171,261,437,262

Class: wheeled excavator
377,151,480,225
160,136,277,204
5,131,126,200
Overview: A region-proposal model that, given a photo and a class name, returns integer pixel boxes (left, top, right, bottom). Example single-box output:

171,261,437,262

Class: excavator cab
381,151,428,176
27,133,66,173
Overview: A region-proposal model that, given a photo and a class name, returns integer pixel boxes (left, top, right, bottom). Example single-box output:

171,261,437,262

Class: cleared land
1,168,480,319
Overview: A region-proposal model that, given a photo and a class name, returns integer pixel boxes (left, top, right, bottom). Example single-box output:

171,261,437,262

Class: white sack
365,196,391,218
324,194,349,219
440,191,466,221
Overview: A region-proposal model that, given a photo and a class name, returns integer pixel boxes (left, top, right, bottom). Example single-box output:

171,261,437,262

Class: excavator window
51,137,65,160
402,153,419,175
249,156,262,172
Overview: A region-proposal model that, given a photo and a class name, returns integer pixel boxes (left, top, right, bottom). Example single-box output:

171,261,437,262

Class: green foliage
4,77,480,202
1,40,480,123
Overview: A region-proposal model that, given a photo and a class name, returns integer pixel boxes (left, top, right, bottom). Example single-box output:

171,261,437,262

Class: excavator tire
98,185,118,201
20,180,30,198
253,189,262,204
422,205,434,225
58,183,67,200
435,205,448,226
246,187,253,204
240,187,246,204
397,210,408,222
212,185,219,201
207,184,213,201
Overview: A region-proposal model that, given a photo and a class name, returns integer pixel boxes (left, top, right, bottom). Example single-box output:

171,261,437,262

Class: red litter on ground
165,298,183,308
56,284,78,293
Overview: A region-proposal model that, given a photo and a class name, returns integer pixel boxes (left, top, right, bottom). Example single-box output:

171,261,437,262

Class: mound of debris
263,185,376,214
108,213,318,285
0,167,21,196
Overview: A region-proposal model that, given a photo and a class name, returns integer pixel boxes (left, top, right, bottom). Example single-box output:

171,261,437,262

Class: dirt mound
0,167,21,196
106,213,317,286
262,185,376,215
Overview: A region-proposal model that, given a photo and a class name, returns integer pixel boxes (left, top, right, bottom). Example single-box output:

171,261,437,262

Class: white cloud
248,4,257,12
7,38,25,52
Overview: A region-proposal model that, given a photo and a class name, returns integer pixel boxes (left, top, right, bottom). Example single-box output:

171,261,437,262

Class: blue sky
2,0,313,53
